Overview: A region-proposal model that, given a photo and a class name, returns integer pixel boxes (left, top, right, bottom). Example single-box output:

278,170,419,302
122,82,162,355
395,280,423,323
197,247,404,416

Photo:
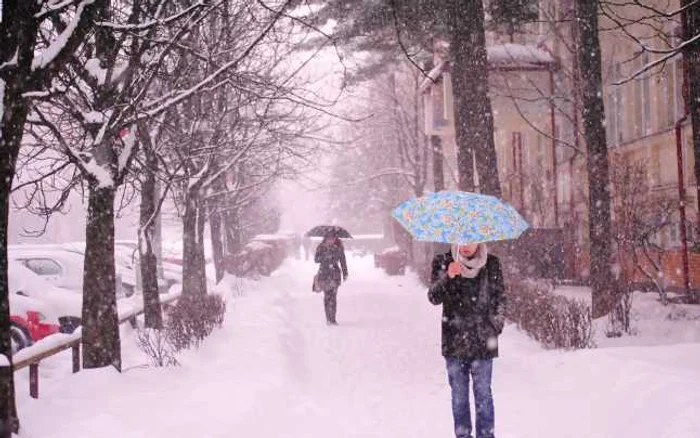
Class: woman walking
314,235,349,325
428,243,506,438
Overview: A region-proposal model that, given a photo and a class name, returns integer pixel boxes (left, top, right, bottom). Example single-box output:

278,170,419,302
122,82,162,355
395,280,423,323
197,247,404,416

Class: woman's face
458,244,479,257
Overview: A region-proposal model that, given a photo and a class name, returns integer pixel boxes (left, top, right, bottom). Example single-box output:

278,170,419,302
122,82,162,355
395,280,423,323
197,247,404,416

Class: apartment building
420,1,698,288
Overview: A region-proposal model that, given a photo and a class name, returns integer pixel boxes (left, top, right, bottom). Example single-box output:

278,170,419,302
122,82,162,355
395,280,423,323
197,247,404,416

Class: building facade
420,0,697,289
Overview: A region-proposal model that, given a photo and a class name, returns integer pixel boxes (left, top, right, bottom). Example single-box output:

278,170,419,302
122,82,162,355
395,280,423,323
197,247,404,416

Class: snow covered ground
13,256,700,438
553,284,700,347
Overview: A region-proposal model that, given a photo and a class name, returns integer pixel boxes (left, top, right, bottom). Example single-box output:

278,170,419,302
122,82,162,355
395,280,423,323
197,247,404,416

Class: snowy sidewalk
15,257,700,438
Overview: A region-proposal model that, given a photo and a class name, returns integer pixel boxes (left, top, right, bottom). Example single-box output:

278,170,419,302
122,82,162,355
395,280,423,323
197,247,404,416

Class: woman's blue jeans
445,358,495,438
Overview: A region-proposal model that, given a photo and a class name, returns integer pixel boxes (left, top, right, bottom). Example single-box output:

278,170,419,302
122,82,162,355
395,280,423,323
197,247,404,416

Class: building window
670,56,684,124
607,63,624,145
641,52,652,135
633,52,652,138
667,220,694,248
432,79,448,129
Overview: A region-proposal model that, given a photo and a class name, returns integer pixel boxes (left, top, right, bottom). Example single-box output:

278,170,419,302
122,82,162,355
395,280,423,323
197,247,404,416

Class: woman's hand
447,262,462,279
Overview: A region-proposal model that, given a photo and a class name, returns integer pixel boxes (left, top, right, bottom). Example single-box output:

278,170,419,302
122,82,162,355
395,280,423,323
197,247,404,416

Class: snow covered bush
166,295,226,351
507,280,595,349
224,241,284,279
137,329,180,367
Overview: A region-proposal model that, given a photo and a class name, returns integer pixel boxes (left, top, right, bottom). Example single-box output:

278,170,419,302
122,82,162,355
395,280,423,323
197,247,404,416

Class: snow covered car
8,260,82,354
9,243,137,298
114,240,181,290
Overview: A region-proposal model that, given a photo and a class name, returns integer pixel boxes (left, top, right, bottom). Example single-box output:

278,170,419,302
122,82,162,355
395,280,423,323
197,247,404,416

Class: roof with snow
488,43,556,69
419,43,558,93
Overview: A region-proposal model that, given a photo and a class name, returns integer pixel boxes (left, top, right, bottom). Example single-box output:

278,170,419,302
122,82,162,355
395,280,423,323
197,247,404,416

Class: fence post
72,343,81,373
29,363,39,399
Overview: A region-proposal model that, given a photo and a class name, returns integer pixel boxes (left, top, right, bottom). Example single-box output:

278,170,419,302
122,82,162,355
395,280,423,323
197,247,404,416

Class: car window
23,258,63,276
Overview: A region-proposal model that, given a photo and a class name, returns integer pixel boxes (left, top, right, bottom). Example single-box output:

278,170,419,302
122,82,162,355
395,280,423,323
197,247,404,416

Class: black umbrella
305,225,353,239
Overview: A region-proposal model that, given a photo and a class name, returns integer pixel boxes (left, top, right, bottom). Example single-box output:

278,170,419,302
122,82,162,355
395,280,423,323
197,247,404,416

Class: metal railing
12,292,181,399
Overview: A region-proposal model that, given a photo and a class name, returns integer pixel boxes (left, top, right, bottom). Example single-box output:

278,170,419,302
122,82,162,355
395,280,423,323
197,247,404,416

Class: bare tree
325,63,429,234
305,0,544,196
575,0,615,318
0,1,104,433
135,117,169,328
612,157,678,305
151,1,323,293
25,0,223,370
598,0,700,303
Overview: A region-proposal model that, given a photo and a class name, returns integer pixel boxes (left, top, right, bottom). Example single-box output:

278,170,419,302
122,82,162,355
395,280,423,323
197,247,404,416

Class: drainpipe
675,114,691,296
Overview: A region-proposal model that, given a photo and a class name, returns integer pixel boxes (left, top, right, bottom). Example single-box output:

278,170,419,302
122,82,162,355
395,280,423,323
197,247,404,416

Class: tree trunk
210,206,225,283
0,120,23,438
0,193,18,438
575,0,615,318
431,135,445,192
1,3,40,430
138,158,163,329
209,171,226,283
448,0,501,196
224,208,243,257
431,134,446,256
82,184,122,370
683,1,700,303
196,202,208,293
182,192,207,297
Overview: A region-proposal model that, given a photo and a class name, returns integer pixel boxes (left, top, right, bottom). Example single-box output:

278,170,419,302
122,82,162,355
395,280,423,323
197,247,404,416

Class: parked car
10,295,60,354
9,243,136,297
8,260,82,354
114,240,181,290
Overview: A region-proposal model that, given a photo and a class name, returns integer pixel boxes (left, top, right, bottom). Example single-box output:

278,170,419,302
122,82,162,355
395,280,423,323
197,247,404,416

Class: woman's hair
323,235,344,249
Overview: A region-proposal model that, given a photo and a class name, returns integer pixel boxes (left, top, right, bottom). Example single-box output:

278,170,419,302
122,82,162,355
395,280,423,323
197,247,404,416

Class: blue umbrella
392,191,529,245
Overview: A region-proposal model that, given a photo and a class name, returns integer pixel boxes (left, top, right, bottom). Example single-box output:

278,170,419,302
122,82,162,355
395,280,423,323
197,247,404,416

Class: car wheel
10,323,32,354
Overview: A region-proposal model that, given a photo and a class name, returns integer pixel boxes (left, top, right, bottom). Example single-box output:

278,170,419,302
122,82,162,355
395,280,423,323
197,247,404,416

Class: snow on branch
81,153,115,188
36,0,85,19
200,138,261,190
32,0,97,71
95,1,207,31
613,31,700,85
136,0,293,121
0,49,19,71
602,0,699,19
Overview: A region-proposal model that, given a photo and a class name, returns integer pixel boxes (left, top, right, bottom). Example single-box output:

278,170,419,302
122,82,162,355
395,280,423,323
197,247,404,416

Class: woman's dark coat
428,252,506,360
314,242,348,289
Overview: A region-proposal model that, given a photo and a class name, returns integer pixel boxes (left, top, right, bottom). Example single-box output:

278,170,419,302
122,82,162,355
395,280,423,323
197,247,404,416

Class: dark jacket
428,252,506,360
314,242,348,285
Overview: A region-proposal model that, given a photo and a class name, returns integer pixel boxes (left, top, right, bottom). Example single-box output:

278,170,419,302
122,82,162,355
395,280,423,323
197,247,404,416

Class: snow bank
553,285,700,347
13,331,82,366
14,257,700,438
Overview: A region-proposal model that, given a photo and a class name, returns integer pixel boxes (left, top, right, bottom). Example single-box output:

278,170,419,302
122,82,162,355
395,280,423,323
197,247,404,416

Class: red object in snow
11,312,60,343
